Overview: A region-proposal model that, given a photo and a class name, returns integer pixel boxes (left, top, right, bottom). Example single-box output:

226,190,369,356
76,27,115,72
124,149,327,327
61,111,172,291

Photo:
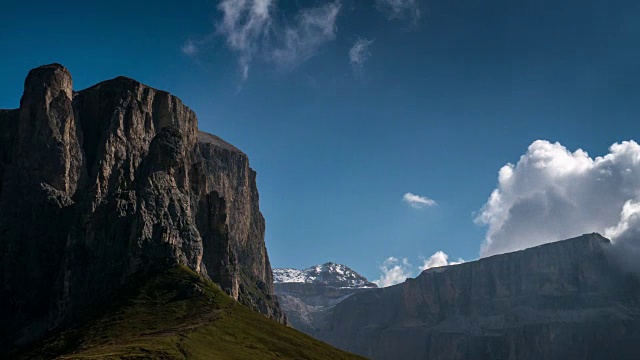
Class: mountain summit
273,263,377,334
274,262,377,288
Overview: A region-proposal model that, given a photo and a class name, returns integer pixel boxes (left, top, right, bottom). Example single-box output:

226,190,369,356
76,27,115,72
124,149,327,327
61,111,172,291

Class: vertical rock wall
0,64,284,348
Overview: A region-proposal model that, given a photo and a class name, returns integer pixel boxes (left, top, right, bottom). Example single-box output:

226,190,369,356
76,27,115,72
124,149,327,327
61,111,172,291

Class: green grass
20,266,365,360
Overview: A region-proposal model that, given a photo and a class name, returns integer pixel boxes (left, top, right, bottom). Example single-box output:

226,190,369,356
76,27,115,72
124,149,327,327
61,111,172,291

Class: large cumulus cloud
477,140,640,257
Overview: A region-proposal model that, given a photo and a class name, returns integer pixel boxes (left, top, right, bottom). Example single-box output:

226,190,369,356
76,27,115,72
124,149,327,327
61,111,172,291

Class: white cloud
375,0,421,23
403,192,437,209
217,0,273,80
349,38,373,68
604,200,640,274
420,251,464,271
476,139,640,257
373,257,413,287
215,0,340,81
374,252,464,287
271,2,341,68
181,40,198,56
604,200,640,240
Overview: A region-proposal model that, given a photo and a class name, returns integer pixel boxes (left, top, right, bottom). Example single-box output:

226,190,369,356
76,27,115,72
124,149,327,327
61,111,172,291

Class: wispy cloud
349,38,373,69
216,0,273,81
375,0,421,23
271,2,341,68
183,0,423,80
181,39,198,56
403,192,437,209
373,257,413,287
209,0,341,81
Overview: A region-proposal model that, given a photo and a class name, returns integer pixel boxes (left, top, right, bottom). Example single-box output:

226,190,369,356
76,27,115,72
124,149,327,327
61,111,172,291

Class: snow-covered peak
272,268,306,283
273,262,377,288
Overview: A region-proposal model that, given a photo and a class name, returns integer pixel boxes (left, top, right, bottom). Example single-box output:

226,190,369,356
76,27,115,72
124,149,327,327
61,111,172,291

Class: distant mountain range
274,262,377,333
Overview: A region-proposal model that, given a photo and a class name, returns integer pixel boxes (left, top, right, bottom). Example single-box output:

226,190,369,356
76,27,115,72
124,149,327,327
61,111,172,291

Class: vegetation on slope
19,266,365,360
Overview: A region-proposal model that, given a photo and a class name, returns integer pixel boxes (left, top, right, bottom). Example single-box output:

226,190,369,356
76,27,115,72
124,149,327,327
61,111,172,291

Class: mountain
313,234,640,360
274,262,377,288
0,64,348,357
274,262,377,334
16,266,364,359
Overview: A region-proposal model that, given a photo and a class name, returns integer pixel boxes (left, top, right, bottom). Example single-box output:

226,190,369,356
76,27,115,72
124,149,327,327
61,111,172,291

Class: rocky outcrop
314,234,640,360
274,263,377,334
0,64,284,350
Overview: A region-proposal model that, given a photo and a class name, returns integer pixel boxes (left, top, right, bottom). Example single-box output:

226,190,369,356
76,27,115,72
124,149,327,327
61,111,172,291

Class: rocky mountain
274,262,377,288
274,262,377,334
0,64,286,353
313,234,640,360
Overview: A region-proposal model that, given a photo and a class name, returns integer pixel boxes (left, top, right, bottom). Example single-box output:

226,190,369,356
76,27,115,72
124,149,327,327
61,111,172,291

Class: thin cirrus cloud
181,40,198,56
182,1,424,81
210,0,341,81
349,38,374,69
475,140,640,271
375,0,421,23
374,251,464,287
216,0,272,80
403,192,437,209
270,3,341,68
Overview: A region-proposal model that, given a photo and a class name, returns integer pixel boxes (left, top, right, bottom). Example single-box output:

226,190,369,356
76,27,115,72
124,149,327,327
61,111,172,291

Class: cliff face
315,234,640,360
0,64,284,348
274,263,377,334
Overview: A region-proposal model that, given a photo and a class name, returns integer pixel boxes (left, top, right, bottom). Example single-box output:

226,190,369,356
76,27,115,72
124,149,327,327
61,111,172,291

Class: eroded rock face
0,64,284,349
315,234,640,360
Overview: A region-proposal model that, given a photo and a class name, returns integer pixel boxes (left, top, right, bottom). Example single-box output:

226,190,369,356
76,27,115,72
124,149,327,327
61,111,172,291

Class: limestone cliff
315,234,640,360
0,64,284,350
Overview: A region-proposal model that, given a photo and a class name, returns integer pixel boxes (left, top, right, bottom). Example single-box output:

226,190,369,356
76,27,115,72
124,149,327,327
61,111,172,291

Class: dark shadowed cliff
314,233,640,360
0,64,285,351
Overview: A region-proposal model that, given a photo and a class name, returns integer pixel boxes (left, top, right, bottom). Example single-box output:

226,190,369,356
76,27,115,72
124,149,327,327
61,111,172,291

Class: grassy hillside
19,266,365,360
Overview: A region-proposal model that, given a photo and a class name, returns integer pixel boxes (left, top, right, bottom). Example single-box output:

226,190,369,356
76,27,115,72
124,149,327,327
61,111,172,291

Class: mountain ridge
313,233,640,360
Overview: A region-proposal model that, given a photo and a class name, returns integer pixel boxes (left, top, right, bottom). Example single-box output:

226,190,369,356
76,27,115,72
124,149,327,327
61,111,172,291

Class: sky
2,0,640,286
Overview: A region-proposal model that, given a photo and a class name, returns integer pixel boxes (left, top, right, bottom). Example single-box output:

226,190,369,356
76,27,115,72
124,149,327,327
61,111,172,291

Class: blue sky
2,0,640,284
